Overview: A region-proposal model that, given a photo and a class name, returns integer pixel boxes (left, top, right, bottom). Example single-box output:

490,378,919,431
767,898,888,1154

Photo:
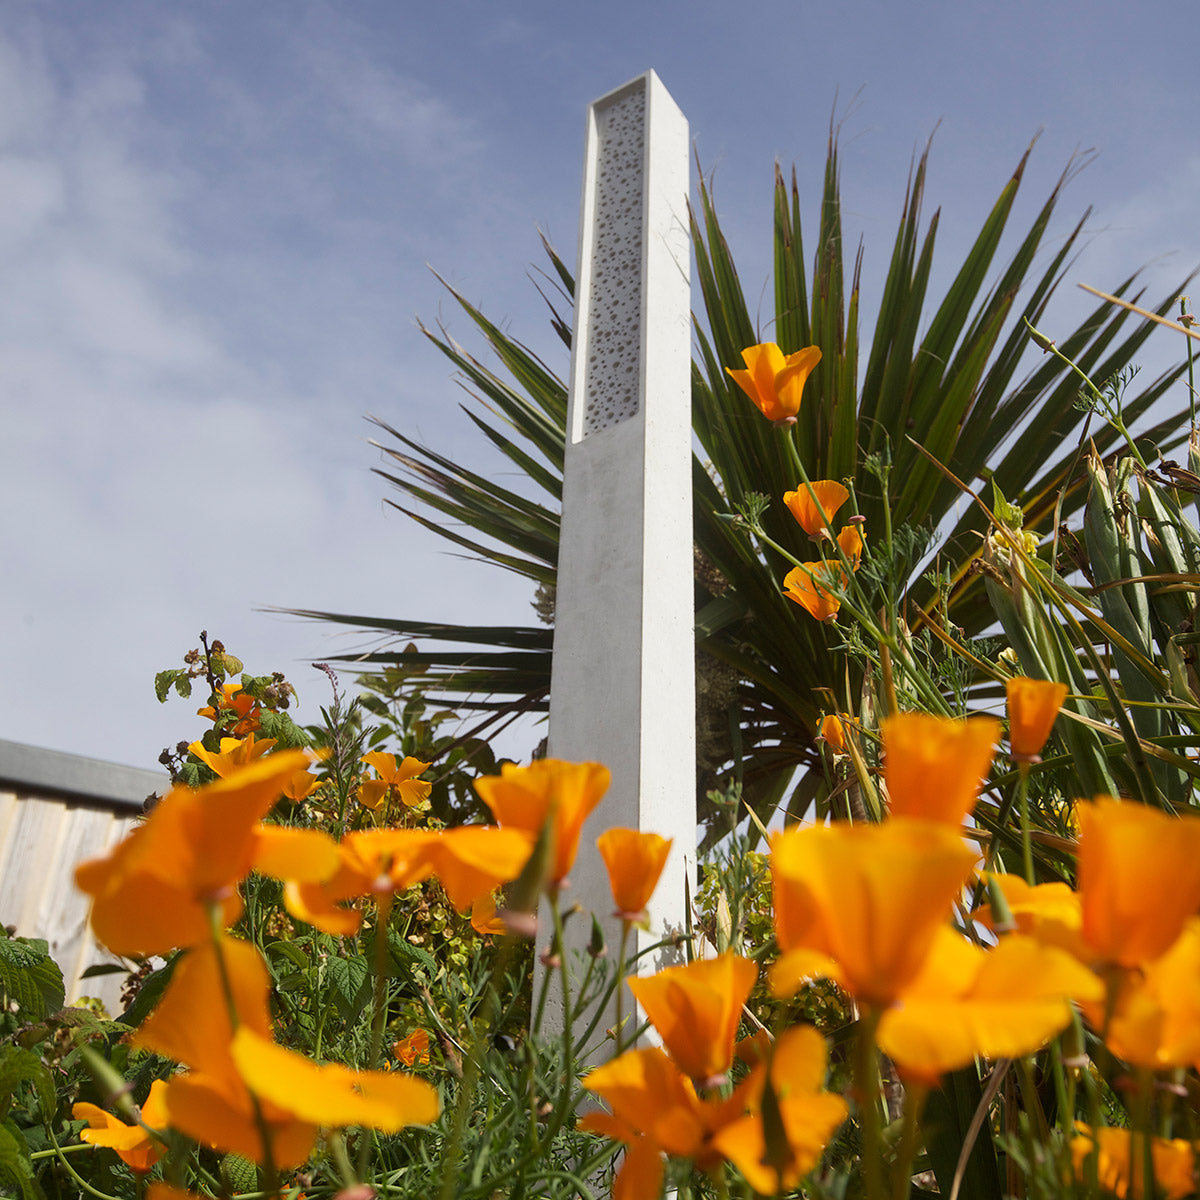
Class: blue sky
2,1,1197,769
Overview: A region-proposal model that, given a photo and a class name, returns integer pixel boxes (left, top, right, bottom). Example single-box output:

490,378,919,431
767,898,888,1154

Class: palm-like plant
291,133,1192,844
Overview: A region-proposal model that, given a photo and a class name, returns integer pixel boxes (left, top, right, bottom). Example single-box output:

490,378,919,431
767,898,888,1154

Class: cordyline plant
289,131,1194,846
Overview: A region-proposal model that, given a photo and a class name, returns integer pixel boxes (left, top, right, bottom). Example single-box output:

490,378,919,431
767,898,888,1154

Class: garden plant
3,138,1200,1199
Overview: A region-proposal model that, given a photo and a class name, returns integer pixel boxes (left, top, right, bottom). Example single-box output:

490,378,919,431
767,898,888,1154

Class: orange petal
882,712,999,826
596,828,673,918
783,480,849,536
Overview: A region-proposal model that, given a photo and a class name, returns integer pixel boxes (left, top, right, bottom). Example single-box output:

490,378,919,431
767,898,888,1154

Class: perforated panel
582,84,645,436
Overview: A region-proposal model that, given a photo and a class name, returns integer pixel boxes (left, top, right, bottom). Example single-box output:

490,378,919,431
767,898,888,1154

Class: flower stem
854,1008,886,1200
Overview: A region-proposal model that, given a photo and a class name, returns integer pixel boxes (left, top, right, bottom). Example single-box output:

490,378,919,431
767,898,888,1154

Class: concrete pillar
547,70,695,1042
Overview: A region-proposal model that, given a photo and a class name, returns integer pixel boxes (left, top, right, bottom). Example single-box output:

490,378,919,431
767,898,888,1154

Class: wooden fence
0,740,161,1015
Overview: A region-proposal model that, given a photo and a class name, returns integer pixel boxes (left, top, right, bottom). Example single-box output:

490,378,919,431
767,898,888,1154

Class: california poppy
726,343,821,423
784,481,849,536
596,828,673,922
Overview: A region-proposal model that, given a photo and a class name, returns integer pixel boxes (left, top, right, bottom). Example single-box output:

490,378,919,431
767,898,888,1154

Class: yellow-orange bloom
75,751,311,956
73,1079,169,1172
770,818,977,1009
783,481,849,536
1006,676,1068,760
726,343,821,423
782,561,847,622
596,828,673,921
710,1026,848,1195
875,928,1101,1083
1077,798,1200,968
1071,1124,1197,1200
882,712,999,826
837,524,865,568
1091,919,1200,1069
475,758,609,888
197,683,261,736
187,732,275,777
817,714,848,754
627,954,757,1084
394,1029,431,1067
284,825,533,935
580,1044,752,1175
231,1028,439,1133
358,752,432,810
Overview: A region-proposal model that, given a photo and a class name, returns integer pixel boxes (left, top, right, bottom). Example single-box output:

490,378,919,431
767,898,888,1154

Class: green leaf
0,1047,54,1123
325,954,371,1025
0,1119,43,1200
0,936,63,1023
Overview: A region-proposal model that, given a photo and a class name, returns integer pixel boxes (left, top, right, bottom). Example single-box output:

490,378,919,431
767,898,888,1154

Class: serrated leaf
172,675,193,700
0,1047,54,1122
0,1119,43,1200
221,1151,259,1194
0,937,64,1023
153,670,179,704
325,955,371,1025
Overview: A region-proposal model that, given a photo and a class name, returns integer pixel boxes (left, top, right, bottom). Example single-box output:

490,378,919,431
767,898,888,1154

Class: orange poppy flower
875,928,1101,1083
837,524,865,568
73,1079,169,1172
817,714,848,754
197,683,261,736
627,953,757,1084
882,712,999,826
770,818,977,1009
596,828,673,922
1006,677,1068,760
580,1044,752,1174
358,752,433,810
710,1026,848,1195
1089,918,1200,1069
75,750,311,956
783,481,849,536
726,343,821,423
782,562,847,622
283,825,533,936
394,1029,431,1067
1071,1124,1197,1200
187,732,276,776
1077,798,1200,968
474,758,609,889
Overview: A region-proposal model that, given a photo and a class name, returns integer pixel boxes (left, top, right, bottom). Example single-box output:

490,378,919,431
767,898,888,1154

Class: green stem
892,1083,927,1200
854,1008,885,1200
207,903,280,1198
1016,762,1036,884
613,922,631,1056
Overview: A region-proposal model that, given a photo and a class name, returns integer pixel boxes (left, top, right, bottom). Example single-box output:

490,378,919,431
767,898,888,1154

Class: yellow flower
394,1029,431,1067
770,818,977,1009
283,826,534,936
197,683,261,736
231,1028,439,1133
783,481,849,536
837,524,865,569
73,1079,169,1172
580,1044,752,1175
1006,676,1068,760
726,343,821,423
596,828,673,922
1077,798,1200,968
782,561,847,622
75,751,312,956
817,714,848,755
627,954,757,1084
358,752,432,810
187,732,275,776
1071,1123,1197,1199
1086,918,1200,1070
875,928,1101,1083
475,758,609,889
710,1026,848,1195
882,712,999,826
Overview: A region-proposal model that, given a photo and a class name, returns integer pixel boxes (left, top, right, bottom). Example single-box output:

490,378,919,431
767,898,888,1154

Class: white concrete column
547,71,695,1040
